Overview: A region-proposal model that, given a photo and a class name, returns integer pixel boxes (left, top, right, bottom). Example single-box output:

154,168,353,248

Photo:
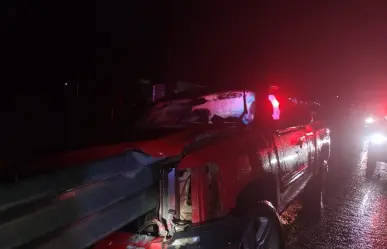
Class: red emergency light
268,94,280,120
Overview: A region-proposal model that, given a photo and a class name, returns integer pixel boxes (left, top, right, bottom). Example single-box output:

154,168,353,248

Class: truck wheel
301,158,328,212
318,159,328,199
237,203,285,249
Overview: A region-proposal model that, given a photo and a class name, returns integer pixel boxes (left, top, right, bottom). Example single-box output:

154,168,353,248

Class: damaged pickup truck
0,86,330,249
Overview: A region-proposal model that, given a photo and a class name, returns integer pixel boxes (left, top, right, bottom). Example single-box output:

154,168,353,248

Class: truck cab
93,86,330,249
0,86,330,249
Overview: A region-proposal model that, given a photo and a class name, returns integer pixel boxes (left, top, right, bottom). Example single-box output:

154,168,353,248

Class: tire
236,202,285,249
301,158,328,213
318,159,328,199
317,147,329,192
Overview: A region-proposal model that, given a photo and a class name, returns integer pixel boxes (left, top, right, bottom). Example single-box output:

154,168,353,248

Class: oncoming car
367,116,387,175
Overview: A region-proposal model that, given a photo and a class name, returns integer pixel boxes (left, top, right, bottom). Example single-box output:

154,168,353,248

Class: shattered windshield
135,91,256,128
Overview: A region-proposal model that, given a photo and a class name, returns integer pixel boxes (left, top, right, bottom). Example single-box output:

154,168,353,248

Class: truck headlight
370,133,387,144
365,117,374,124
171,236,200,247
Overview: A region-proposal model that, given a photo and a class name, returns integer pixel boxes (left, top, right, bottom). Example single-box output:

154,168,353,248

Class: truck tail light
268,95,280,120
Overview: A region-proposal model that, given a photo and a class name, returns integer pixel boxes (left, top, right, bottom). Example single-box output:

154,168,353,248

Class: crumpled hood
31,125,224,170
126,125,222,157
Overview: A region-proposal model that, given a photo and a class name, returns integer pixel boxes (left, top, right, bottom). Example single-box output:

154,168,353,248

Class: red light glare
269,95,279,108
268,95,280,120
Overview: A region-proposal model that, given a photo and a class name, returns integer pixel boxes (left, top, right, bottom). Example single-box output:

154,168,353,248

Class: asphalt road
284,131,387,249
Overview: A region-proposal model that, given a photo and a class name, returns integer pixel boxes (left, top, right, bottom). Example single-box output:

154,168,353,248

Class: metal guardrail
0,149,161,249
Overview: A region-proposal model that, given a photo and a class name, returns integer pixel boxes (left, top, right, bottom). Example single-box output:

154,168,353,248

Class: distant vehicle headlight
365,117,374,124
370,133,387,145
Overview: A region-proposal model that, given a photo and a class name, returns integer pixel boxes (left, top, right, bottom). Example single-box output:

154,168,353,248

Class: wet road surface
284,136,387,249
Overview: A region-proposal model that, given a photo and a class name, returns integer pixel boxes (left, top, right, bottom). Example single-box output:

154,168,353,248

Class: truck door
275,127,308,188
273,97,313,202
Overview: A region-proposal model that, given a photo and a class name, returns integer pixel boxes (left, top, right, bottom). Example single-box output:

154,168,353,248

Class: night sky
4,1,387,98
2,1,387,159
165,1,387,99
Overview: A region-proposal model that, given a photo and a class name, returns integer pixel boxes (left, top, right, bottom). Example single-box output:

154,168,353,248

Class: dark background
2,1,387,161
